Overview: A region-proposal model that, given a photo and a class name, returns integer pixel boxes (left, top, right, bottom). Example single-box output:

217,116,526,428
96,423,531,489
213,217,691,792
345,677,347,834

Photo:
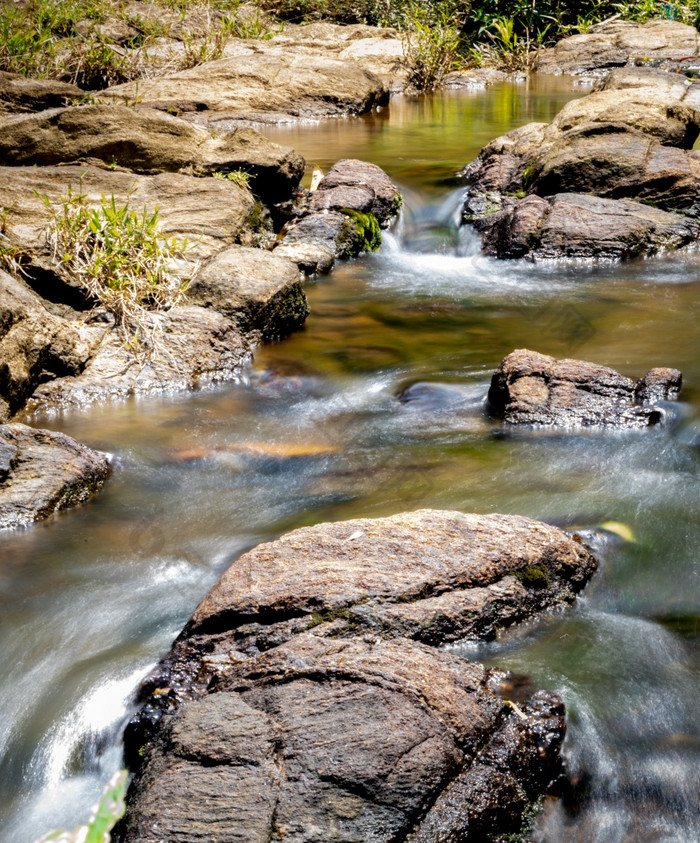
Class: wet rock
488,349,682,427
274,159,400,274
475,193,700,261
534,19,700,76
397,381,475,410
309,158,402,226
120,634,566,843
0,422,111,529
186,246,308,341
0,72,84,114
443,68,508,88
0,106,304,202
100,47,389,125
461,67,700,258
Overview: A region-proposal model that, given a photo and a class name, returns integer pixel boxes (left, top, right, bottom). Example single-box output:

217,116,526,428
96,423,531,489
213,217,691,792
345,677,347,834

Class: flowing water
1,77,698,842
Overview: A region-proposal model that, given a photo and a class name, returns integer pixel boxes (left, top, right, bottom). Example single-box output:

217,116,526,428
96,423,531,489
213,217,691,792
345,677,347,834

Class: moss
339,208,382,253
521,163,537,189
514,563,550,589
488,796,544,842
307,606,363,631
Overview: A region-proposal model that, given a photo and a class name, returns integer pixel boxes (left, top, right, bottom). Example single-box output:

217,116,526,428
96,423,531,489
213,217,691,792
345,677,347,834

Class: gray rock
0,106,304,202
0,422,111,529
475,193,700,261
534,19,700,76
186,245,308,341
488,348,682,427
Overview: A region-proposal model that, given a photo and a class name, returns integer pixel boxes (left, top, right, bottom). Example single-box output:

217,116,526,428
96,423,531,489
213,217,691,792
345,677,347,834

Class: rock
120,509,595,841
310,158,402,226
475,193,700,261
0,270,106,421
27,306,251,412
186,245,308,341
488,349,682,427
0,106,304,202
0,422,111,529
101,47,390,125
0,72,84,114
0,164,257,263
545,67,700,147
119,634,567,843
534,19,700,76
443,67,508,88
273,158,400,273
460,66,700,257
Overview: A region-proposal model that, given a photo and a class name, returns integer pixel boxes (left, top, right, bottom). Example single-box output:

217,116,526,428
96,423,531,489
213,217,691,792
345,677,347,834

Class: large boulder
309,158,402,226
120,635,567,843
0,422,111,529
534,19,700,76
119,509,597,841
186,245,308,341
0,106,304,202
461,66,700,258
100,48,389,125
475,193,700,261
488,349,682,427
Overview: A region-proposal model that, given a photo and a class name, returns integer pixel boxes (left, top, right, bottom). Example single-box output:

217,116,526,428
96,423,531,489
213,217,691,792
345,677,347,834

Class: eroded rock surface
0,422,111,529
534,19,700,76
274,158,401,273
0,72,83,115
120,635,566,843
120,509,597,842
488,349,682,427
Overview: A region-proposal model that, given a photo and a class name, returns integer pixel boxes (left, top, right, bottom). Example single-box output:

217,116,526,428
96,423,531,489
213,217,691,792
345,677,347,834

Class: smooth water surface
1,76,698,842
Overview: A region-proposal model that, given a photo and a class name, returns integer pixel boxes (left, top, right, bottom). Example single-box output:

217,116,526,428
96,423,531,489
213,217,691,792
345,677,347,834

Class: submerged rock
488,349,682,427
120,509,596,841
0,422,111,529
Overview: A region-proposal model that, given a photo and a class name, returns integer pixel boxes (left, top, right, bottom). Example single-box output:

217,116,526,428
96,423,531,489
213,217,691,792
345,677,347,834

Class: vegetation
213,168,253,187
1,0,697,92
43,186,194,356
36,769,127,843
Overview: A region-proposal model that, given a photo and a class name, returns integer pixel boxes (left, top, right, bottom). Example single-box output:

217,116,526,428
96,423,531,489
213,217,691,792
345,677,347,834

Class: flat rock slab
120,635,566,843
475,193,700,261
534,19,700,76
101,48,389,124
489,348,682,427
0,107,304,202
0,422,111,529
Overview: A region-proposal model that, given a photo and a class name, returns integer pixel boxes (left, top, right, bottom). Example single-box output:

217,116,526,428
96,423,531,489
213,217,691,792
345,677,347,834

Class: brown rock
120,634,567,843
186,245,308,341
534,19,700,76
309,158,402,226
475,193,700,261
0,106,304,202
0,422,111,529
488,348,682,427
0,72,84,114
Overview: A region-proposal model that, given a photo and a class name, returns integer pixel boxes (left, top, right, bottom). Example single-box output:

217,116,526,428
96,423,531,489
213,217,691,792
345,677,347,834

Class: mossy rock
338,208,382,254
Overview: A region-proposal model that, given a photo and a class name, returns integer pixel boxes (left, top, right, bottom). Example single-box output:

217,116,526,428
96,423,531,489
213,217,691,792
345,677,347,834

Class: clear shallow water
1,76,698,841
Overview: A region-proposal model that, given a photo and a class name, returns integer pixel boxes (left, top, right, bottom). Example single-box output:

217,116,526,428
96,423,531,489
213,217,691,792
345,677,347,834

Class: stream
0,76,698,842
